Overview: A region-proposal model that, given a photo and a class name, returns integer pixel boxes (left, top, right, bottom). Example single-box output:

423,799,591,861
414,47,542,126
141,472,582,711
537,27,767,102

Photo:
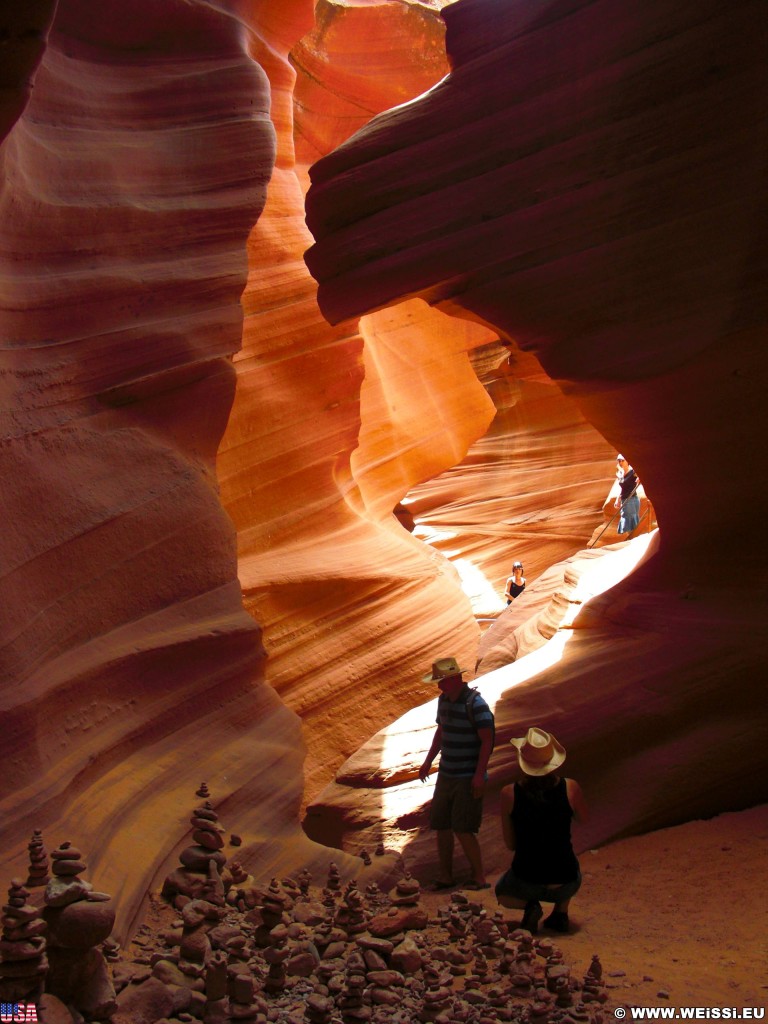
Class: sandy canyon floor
455,802,768,1011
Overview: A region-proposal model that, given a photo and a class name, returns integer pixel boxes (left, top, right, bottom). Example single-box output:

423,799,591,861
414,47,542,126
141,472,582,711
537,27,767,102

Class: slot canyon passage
1,0,767,1017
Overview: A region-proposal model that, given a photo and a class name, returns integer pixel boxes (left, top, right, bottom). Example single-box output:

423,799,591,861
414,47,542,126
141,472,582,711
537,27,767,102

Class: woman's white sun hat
510,727,566,776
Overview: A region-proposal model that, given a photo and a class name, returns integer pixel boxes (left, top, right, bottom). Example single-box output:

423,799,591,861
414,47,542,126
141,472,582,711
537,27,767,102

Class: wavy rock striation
2,0,765,945
0,0,353,941
304,0,768,865
217,1,486,797
0,0,491,942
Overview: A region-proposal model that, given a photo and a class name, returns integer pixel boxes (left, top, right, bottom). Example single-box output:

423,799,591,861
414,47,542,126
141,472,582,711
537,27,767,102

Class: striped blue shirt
436,685,493,778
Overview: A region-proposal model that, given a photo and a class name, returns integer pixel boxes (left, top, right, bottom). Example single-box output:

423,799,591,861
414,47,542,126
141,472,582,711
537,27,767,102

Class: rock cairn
297,868,312,898
178,895,226,977
24,830,50,890
0,879,48,1002
42,840,117,1019
389,871,421,907
254,878,293,948
228,859,250,888
162,792,228,907
337,948,369,1023
305,991,334,1024
335,881,368,937
326,862,342,893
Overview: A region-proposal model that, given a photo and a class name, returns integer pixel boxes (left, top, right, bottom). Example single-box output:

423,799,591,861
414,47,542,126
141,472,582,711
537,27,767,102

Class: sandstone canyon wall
0,0,358,941
216,0,492,794
0,0,506,941
1,0,766,943
304,0,768,868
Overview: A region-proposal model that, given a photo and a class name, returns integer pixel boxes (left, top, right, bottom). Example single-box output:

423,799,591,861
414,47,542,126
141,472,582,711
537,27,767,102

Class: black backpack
465,687,496,750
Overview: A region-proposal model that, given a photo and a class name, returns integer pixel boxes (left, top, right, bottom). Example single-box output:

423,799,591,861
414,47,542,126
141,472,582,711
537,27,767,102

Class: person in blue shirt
615,454,641,537
418,657,494,890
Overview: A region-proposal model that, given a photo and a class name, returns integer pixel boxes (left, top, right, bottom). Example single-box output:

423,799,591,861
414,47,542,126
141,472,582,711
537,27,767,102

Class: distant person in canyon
495,727,588,934
504,561,526,603
615,454,641,538
418,657,495,891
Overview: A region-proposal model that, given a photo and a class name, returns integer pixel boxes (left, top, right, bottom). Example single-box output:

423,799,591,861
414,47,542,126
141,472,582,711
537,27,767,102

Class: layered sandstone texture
0,0,510,943
304,0,768,867
216,0,493,794
2,0,765,947
0,0,365,942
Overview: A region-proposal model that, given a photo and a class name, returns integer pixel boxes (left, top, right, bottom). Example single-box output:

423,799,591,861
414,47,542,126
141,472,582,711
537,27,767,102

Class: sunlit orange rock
0,0,473,943
0,0,354,942
2,0,765,947
217,2,481,797
291,0,451,166
304,0,768,867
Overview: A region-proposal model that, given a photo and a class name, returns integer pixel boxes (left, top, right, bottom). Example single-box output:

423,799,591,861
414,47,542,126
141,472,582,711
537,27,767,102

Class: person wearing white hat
495,727,588,934
418,657,495,891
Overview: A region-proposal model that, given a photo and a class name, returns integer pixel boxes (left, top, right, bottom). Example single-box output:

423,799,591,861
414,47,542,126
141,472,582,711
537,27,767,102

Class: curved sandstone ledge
311,536,657,793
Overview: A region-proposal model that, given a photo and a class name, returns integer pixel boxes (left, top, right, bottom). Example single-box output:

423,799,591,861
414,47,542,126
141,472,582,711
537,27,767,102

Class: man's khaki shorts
429,773,483,834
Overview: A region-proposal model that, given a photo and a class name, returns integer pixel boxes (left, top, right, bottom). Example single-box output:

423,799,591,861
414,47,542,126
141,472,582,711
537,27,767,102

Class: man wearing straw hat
495,727,588,933
418,656,495,890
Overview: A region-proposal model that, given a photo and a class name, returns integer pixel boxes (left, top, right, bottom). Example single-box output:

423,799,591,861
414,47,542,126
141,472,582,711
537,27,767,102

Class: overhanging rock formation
304,0,768,865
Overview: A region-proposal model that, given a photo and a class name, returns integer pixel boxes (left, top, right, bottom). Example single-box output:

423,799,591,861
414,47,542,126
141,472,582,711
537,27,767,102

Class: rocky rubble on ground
1,788,618,1023
113,864,612,1024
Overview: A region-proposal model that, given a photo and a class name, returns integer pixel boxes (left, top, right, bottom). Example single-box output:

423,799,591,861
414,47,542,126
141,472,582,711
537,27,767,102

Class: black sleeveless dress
511,778,579,883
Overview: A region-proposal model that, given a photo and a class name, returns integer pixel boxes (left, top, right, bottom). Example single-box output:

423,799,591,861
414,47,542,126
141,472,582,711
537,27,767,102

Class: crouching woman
495,727,588,934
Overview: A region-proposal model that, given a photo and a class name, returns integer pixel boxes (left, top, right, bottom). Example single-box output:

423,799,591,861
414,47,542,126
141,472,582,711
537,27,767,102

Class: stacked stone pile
41,839,117,1019
334,882,368,937
109,856,614,1024
24,830,50,889
162,796,229,908
4,822,613,1024
0,879,48,1001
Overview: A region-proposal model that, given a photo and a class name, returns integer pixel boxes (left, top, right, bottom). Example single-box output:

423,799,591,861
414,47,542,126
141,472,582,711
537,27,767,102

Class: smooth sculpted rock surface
305,0,768,857
217,1,487,795
0,0,363,941
2,0,488,943
2,0,766,955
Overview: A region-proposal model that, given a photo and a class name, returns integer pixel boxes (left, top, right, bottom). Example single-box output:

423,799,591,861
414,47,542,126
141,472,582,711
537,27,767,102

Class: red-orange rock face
216,1,480,795
304,0,768,864
2,0,766,940
0,0,342,940
0,0,475,940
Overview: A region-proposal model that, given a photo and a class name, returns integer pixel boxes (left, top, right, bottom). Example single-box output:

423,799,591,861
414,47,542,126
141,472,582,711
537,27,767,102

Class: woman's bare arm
566,778,589,823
